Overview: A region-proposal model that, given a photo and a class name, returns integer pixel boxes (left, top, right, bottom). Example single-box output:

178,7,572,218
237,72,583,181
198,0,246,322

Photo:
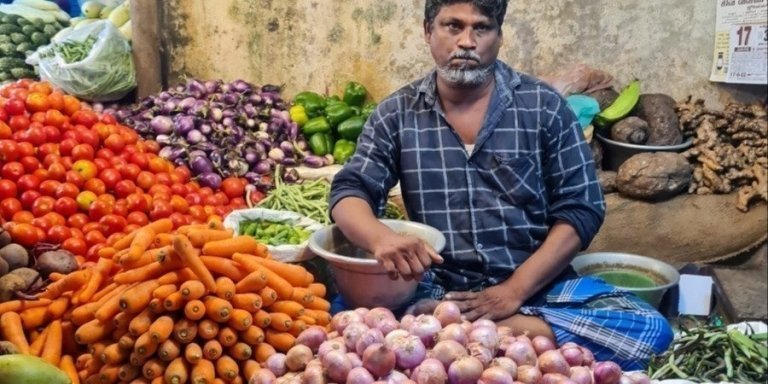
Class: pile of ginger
677,97,767,212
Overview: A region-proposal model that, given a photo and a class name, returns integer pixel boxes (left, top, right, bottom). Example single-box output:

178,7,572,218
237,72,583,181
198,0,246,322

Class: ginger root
677,96,768,211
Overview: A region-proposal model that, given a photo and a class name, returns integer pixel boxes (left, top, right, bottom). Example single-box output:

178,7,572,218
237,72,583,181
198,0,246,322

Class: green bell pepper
309,133,335,156
325,102,355,127
302,116,331,135
343,81,368,107
333,139,356,164
338,115,366,141
293,91,327,118
362,101,377,118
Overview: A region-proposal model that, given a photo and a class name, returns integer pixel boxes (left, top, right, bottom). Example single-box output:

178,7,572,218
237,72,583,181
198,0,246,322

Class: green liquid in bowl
594,270,658,288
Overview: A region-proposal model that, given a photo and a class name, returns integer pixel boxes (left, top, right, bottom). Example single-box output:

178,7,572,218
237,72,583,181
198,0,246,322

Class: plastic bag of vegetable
26,19,135,101
223,207,324,263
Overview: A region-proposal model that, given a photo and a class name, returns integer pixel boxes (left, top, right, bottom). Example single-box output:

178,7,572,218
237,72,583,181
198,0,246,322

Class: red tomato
93,158,110,172
113,180,136,198
104,133,125,153
55,182,80,199
135,171,156,191
0,198,22,220
148,184,171,197
173,166,192,184
71,144,95,161
19,156,41,174
22,126,46,146
129,152,149,169
46,225,72,244
59,138,78,156
119,164,141,181
83,178,106,195
12,210,34,223
45,164,65,183
168,212,189,228
16,174,41,193
88,200,112,221
71,159,98,181
38,143,59,158
54,197,78,217
188,205,207,222
1,162,24,180
126,193,149,213
155,172,172,186
185,193,203,206
43,212,66,227
31,196,55,217
8,115,30,132
198,187,214,198
169,195,189,214
76,128,100,148
96,147,115,160
9,223,41,247
72,110,99,128
61,237,87,256
126,211,149,226
30,217,53,233
230,197,246,209
149,199,173,221
109,157,126,168
98,168,121,191
0,121,11,139
0,180,17,199
99,214,126,236
221,177,246,199
44,110,66,128
101,114,117,125
112,200,128,217
42,125,61,142
19,190,41,210
0,107,6,122
38,180,61,196
0,140,19,162
64,171,85,188
84,229,107,246
67,213,89,229
4,98,26,115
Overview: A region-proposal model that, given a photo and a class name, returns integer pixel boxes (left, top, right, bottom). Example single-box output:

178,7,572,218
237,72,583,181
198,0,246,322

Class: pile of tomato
0,80,249,260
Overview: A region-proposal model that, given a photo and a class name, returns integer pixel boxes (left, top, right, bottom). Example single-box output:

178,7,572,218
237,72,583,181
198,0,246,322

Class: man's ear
423,20,432,44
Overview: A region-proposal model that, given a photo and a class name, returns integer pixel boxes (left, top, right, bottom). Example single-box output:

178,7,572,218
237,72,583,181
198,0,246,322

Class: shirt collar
417,60,522,106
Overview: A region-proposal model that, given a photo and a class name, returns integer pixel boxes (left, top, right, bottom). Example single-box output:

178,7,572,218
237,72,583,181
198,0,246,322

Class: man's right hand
371,231,444,281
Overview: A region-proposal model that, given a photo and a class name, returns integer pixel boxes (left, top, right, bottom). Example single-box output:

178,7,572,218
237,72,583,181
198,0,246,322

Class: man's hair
424,0,509,30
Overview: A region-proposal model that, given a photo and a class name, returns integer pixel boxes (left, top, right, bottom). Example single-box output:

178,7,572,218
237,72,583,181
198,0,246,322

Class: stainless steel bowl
596,133,693,171
571,252,680,308
307,220,446,310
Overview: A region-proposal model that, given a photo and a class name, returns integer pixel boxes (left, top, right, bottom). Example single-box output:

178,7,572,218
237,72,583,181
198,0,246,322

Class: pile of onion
248,302,651,384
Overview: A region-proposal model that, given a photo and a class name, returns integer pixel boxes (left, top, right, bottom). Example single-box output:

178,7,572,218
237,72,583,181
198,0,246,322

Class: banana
595,79,641,126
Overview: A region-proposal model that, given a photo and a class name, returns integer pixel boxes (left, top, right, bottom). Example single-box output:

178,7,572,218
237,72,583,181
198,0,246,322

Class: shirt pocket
474,151,542,205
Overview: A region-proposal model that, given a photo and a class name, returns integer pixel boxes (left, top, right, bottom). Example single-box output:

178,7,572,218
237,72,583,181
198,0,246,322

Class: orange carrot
148,298,164,314
0,299,51,314
232,293,263,312
40,269,90,299
215,276,236,300
251,257,309,286
228,342,252,361
200,256,247,281
134,332,158,358
179,280,206,300
290,287,315,305
90,282,119,302
258,286,278,307
30,324,50,356
203,296,233,322
118,363,140,382
74,318,115,345
265,330,296,353
60,355,80,384
152,283,177,300
217,326,238,347
227,309,253,332
173,234,217,292
101,342,128,365
157,268,197,285
157,339,181,362
152,232,175,248
113,312,131,329
164,357,188,384
73,284,129,326
268,312,293,332
197,319,219,340
239,326,265,345
241,360,260,381
78,258,113,303
202,340,222,360
254,342,277,363
76,353,92,370
40,319,62,365
215,355,239,381
98,364,120,383
97,246,117,259
304,296,331,312
152,245,178,266
184,343,202,364
253,310,272,328
202,237,260,258
163,292,185,311
297,315,317,326
267,300,305,318
176,224,209,235
124,227,156,264
148,316,174,342
206,216,225,231
289,319,307,337
128,309,155,337
118,335,135,351
20,306,49,329
188,228,234,247
304,309,331,326
233,268,268,293
113,258,182,285
307,283,326,298
190,359,214,384
119,280,160,314
233,254,294,299
115,219,173,251
172,318,197,344
129,352,147,368
1,312,30,353
141,358,166,380
183,299,205,321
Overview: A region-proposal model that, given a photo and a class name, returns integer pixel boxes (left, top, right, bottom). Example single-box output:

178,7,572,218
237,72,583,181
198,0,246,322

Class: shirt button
477,243,483,250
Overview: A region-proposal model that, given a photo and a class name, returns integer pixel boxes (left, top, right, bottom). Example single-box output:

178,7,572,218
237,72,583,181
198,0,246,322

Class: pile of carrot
0,217,331,384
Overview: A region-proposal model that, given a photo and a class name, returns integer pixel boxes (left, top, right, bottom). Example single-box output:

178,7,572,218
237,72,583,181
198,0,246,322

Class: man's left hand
444,285,523,321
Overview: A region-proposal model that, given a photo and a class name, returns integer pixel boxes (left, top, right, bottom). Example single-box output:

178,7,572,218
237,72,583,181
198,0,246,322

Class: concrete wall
160,0,766,107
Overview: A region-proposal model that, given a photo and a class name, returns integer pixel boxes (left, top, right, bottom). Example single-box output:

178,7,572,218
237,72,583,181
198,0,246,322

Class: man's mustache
450,50,480,61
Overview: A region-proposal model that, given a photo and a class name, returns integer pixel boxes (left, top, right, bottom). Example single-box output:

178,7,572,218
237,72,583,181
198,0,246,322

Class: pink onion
344,322,371,351
410,315,442,348
382,370,410,383
392,335,427,370
364,307,396,329
248,367,277,384
295,326,328,353
580,347,595,367
472,319,496,331
542,373,576,384
592,361,622,384
332,311,364,334
306,358,323,369
448,356,484,384
469,326,499,352
490,357,517,378
437,323,468,346
496,326,513,337
569,366,594,384
468,342,495,368
400,314,416,330
539,350,570,375
355,307,371,317
429,340,468,369
348,352,363,368
376,317,401,336
302,363,326,384
285,344,313,372
362,343,396,378
460,320,473,334
560,344,584,367
433,301,462,326
410,358,448,384
356,328,385,356
264,353,287,376
532,336,557,355
516,334,533,347
385,330,410,349
624,372,650,384
347,367,376,384
504,341,537,366
497,335,517,356
516,365,543,384
478,366,514,384
318,338,347,358
323,350,353,383
327,331,339,339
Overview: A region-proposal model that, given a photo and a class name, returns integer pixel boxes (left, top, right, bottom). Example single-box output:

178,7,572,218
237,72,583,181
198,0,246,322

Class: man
329,0,672,369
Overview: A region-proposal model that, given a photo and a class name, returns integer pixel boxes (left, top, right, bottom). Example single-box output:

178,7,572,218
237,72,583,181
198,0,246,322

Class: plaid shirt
330,61,605,291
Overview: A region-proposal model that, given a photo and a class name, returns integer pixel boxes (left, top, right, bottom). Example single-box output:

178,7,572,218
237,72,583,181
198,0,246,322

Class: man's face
425,3,503,87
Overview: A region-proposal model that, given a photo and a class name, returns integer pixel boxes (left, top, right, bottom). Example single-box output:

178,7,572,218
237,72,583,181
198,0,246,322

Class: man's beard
437,50,494,87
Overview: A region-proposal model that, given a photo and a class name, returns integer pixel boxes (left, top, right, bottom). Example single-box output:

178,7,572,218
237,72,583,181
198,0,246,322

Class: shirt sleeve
539,89,606,249
329,99,401,218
